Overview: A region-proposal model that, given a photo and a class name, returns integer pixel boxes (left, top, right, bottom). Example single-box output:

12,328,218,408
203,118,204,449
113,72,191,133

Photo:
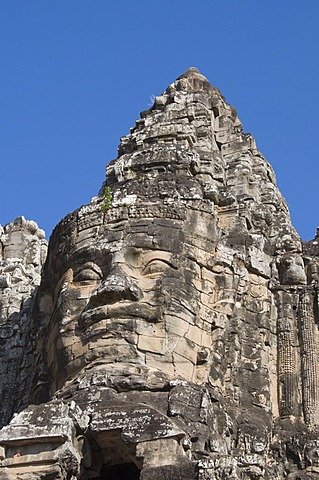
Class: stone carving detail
2,68,319,479
276,292,300,418
299,289,319,426
0,217,47,428
0,217,47,324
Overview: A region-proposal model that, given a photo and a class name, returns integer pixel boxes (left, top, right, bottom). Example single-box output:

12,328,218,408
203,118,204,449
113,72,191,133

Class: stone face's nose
90,268,143,305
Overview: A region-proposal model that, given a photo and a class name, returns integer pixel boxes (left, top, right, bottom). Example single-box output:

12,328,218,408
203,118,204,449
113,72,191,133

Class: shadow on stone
99,462,140,480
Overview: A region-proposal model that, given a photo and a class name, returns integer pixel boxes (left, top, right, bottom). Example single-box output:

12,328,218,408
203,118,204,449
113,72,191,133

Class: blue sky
1,1,319,240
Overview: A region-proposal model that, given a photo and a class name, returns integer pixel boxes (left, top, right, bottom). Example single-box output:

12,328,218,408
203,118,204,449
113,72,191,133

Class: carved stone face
40,205,217,393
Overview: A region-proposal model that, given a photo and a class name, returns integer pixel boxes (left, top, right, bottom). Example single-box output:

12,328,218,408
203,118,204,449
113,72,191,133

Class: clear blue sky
1,1,319,240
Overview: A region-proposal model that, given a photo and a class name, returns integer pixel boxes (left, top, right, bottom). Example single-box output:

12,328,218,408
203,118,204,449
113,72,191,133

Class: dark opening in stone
99,462,140,480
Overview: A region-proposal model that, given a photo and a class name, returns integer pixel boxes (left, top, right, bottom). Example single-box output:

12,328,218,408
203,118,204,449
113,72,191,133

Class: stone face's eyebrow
69,246,111,267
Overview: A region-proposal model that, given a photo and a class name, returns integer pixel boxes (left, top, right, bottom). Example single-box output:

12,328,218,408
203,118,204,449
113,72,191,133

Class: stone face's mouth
78,302,161,330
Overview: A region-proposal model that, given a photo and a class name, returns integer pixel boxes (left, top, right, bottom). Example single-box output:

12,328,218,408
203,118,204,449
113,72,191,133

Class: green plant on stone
101,186,112,212
138,174,147,183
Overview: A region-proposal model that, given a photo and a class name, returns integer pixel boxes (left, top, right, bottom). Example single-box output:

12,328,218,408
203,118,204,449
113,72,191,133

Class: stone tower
1,68,319,479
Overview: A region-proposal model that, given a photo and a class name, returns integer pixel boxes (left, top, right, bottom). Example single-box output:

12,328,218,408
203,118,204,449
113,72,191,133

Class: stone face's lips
79,302,161,330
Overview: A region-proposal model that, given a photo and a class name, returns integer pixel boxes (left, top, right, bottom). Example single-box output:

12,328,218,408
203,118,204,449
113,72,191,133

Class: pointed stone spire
106,69,294,248
176,66,210,81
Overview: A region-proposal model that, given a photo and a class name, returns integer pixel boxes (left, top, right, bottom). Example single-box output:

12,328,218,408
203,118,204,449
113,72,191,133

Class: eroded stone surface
1,68,319,479
0,217,47,428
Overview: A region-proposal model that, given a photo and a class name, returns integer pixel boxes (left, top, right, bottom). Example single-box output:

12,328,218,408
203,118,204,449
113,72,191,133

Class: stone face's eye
74,269,101,282
73,263,102,283
142,260,172,277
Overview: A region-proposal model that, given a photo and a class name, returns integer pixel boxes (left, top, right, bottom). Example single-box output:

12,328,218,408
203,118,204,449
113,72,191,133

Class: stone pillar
299,289,319,426
277,292,300,418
